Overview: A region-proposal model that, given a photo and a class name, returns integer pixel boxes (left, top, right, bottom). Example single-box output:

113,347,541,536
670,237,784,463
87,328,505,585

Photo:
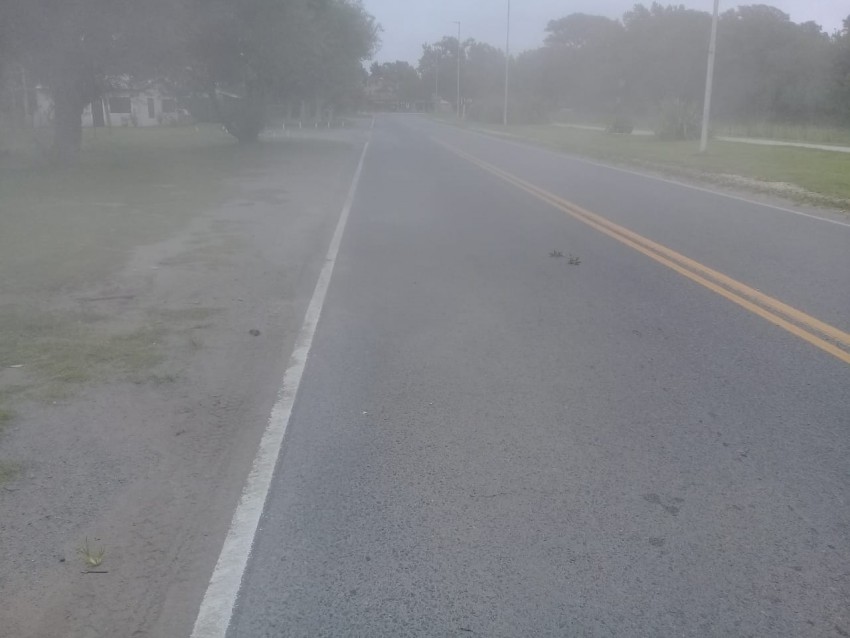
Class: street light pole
503,0,511,126
699,0,720,153
453,21,461,118
435,50,440,109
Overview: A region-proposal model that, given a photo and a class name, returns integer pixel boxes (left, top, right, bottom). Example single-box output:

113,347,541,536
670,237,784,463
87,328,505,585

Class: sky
364,0,847,65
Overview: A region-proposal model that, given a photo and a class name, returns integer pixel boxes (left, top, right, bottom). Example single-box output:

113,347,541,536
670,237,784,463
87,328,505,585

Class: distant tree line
371,3,850,134
0,0,379,163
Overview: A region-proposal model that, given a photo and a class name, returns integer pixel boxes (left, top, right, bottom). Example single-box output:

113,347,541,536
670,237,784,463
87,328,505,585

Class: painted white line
190,138,371,638
433,121,850,229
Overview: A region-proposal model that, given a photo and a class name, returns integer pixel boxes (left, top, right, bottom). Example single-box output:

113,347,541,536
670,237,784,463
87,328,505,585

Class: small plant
77,538,105,568
549,249,564,258
0,461,20,486
568,254,581,265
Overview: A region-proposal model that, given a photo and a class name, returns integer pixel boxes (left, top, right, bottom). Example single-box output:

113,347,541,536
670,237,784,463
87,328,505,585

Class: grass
0,125,246,296
461,121,850,207
715,122,850,146
0,402,12,426
77,537,105,568
0,308,166,398
0,124,301,412
0,460,20,486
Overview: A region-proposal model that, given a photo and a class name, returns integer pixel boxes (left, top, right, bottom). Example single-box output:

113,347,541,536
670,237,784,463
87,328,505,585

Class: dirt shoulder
0,124,368,638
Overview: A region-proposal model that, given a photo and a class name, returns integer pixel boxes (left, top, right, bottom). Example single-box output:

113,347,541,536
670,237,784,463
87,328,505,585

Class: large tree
419,37,466,105
3,0,185,163
188,0,378,142
1,0,378,160
370,61,425,104
833,16,850,123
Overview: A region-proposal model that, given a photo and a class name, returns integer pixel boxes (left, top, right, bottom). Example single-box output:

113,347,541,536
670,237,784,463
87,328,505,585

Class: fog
1,1,849,636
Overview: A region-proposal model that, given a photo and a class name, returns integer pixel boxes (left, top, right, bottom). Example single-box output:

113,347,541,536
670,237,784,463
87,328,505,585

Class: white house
82,83,184,127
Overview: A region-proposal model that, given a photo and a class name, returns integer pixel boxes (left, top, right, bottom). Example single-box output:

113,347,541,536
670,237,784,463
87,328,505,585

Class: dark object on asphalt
249,329,261,337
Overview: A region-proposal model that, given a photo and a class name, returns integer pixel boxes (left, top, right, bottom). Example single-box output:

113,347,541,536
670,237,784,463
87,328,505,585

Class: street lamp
452,20,461,118
699,0,720,153
435,50,440,108
503,0,511,126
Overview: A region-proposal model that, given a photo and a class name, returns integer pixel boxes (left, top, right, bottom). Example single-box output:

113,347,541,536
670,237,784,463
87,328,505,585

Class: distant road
197,114,849,638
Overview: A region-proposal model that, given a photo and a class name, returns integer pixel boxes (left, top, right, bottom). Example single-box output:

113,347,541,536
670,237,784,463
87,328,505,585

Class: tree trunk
207,83,263,144
51,79,86,165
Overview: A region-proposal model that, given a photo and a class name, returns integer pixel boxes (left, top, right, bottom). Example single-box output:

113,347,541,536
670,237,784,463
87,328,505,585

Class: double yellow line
437,139,850,366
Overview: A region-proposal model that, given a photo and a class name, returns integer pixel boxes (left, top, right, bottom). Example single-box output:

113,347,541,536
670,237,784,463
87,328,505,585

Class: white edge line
435,120,850,229
190,137,371,638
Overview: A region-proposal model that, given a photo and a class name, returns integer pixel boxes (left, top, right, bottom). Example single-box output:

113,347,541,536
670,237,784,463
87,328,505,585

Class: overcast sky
364,1,846,65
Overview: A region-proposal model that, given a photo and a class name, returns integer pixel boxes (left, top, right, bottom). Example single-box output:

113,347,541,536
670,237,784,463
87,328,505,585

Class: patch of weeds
568,254,582,265
0,308,165,399
77,537,105,568
0,405,13,428
0,460,20,486
549,249,564,258
144,372,179,385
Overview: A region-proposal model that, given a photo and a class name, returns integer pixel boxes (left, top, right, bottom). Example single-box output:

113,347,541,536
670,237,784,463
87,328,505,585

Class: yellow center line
436,138,850,366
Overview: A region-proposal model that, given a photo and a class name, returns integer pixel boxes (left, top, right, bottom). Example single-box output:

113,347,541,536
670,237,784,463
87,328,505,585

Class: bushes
466,96,549,125
607,114,634,134
655,98,701,140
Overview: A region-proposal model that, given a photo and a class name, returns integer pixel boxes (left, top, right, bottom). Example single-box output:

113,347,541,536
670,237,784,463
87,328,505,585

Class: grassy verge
0,125,247,295
0,124,310,417
715,122,850,146
457,121,850,208
0,461,20,486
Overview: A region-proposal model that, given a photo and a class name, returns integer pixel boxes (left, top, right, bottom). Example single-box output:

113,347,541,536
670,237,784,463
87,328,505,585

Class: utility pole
20,66,31,128
435,50,440,110
503,0,511,126
699,0,720,153
453,21,461,118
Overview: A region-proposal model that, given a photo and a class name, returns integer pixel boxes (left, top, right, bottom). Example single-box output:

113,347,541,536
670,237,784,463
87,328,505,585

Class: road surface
205,115,850,637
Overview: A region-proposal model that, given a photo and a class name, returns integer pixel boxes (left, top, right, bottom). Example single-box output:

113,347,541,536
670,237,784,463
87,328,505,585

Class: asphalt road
224,115,850,637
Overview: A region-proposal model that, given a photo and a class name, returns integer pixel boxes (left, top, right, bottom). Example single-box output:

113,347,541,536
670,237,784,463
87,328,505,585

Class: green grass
0,125,247,296
0,124,301,409
464,122,850,207
0,308,166,397
715,122,850,146
0,460,20,486
0,405,13,428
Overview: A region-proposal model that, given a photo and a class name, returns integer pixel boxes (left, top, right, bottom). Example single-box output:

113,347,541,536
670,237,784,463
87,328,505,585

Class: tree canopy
1,0,379,161
402,3,850,130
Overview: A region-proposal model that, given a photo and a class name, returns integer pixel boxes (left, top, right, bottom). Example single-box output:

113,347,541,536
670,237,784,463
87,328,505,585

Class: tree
0,0,378,160
2,0,186,164
419,37,465,105
618,4,710,118
830,16,850,123
370,61,425,104
187,0,378,142
463,42,505,102
541,13,624,114
714,5,833,122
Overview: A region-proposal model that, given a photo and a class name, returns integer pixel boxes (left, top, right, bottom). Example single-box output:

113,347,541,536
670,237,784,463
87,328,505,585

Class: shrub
467,96,549,125
655,98,701,140
607,114,634,135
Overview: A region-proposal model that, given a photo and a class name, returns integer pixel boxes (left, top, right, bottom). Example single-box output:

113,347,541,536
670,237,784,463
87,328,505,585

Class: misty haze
1,1,849,637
